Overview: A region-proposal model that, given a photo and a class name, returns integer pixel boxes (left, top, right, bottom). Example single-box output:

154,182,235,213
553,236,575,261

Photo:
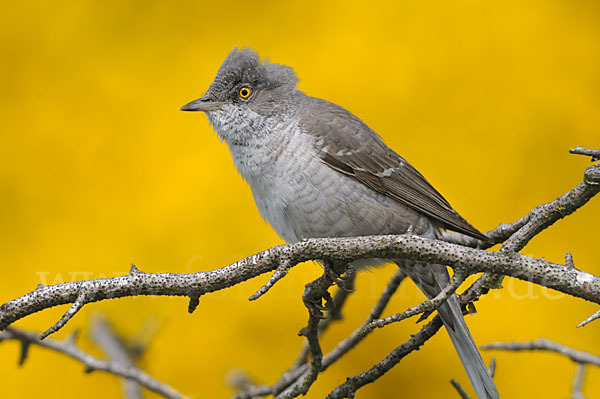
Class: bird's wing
299,97,488,241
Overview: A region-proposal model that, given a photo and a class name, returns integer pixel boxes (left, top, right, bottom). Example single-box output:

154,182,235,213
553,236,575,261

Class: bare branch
4,226,600,334
0,251,289,330
2,160,595,334
482,338,600,366
325,316,444,399
0,327,185,399
3,235,600,332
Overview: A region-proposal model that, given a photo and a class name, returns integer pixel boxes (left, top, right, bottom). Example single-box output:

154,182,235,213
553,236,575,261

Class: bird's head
181,48,299,144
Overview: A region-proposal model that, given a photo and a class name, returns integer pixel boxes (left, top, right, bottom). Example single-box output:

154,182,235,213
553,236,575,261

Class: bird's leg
326,260,355,291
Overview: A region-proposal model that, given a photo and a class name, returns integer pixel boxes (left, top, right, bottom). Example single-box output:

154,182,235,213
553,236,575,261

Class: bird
181,47,499,399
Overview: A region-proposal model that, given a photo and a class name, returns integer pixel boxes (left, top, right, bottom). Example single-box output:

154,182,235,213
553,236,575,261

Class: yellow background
1,1,599,398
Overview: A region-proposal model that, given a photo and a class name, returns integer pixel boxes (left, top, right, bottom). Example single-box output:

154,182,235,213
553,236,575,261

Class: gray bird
181,48,499,399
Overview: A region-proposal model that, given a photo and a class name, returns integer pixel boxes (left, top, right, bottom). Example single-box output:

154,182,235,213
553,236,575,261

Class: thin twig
482,338,600,366
577,309,600,328
360,269,467,334
40,290,87,339
483,338,596,398
0,327,184,399
249,256,292,300
571,363,587,399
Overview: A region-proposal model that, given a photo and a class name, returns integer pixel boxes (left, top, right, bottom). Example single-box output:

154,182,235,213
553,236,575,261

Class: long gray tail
396,260,499,399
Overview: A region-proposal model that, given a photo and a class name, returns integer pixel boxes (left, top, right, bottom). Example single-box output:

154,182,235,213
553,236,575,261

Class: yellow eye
239,86,252,99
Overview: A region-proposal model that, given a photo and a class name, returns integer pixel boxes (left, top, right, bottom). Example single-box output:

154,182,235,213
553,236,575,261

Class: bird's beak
180,95,224,112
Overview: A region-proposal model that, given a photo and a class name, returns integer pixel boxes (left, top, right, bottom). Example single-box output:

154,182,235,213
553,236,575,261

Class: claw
326,267,344,286
307,298,328,311
322,290,335,310
326,263,354,291
338,267,356,292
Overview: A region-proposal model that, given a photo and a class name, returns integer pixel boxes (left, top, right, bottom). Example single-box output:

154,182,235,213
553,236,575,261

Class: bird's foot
302,261,354,318
302,281,334,319
325,262,355,292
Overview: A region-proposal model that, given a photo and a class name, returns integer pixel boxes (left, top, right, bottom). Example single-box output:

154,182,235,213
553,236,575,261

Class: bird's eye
238,86,252,100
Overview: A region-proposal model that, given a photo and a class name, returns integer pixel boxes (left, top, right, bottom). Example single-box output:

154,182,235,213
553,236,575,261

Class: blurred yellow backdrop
1,0,599,398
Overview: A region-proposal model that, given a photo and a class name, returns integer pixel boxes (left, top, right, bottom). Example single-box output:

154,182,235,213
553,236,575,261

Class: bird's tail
438,293,499,399
396,260,499,399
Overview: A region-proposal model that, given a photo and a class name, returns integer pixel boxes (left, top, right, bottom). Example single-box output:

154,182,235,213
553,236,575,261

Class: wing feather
300,96,489,242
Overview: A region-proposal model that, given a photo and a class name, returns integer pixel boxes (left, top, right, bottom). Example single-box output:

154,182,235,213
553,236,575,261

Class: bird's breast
225,123,432,244
240,126,319,243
